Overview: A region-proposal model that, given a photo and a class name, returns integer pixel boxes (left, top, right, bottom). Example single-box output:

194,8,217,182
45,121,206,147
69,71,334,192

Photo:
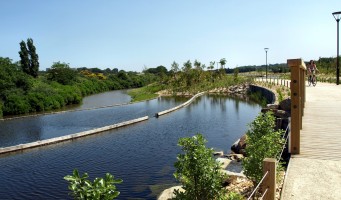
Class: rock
158,186,184,200
232,154,244,162
261,107,278,113
267,104,279,109
213,151,224,157
216,157,232,169
274,110,290,118
231,139,240,153
279,98,291,112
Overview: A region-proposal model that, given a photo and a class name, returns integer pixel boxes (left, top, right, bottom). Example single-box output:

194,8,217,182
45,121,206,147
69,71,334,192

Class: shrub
64,169,122,200
242,112,284,185
173,134,227,200
0,100,3,117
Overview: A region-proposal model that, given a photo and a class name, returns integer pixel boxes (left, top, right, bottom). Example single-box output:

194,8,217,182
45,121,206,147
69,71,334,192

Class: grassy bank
128,84,165,102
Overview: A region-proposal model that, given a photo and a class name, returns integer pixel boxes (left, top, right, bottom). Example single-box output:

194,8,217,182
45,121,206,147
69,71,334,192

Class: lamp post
264,48,269,80
332,11,341,85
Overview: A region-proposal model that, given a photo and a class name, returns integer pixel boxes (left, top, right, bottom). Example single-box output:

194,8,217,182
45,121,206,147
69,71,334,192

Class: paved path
281,82,341,200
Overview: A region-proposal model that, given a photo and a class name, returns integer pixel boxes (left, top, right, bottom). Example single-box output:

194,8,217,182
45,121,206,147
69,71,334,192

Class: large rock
279,98,291,112
158,186,184,200
231,135,247,155
274,110,290,118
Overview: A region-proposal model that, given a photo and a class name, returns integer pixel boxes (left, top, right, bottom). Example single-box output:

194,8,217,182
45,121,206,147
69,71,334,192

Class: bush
64,169,122,200
173,134,227,200
3,91,31,115
0,100,3,117
242,112,284,185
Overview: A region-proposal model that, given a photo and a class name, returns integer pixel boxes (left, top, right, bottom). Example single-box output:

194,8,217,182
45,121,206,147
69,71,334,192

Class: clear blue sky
1,1,340,72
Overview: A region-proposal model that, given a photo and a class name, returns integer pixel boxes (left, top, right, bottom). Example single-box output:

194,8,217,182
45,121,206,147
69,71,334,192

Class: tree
171,61,179,74
182,60,192,73
208,61,215,70
242,112,284,185
27,38,39,78
18,38,39,78
173,134,227,200
64,169,122,200
219,58,227,69
193,59,202,71
19,41,30,75
47,62,77,85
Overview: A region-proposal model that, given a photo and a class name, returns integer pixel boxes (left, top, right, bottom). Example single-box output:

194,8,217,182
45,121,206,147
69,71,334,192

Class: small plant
173,134,227,200
64,169,122,200
242,112,284,185
276,88,284,102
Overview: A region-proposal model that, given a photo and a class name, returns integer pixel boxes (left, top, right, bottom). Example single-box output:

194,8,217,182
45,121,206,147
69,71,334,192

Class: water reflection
0,93,261,199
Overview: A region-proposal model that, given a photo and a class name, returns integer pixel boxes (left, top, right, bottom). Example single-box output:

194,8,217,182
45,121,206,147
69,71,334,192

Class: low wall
0,116,149,155
155,92,206,117
249,84,276,104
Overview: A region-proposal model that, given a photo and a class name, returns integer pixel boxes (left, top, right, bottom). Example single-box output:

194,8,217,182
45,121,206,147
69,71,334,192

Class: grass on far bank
128,83,164,102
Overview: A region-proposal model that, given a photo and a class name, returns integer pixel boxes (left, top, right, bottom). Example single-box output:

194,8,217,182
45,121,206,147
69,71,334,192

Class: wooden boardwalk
281,82,341,200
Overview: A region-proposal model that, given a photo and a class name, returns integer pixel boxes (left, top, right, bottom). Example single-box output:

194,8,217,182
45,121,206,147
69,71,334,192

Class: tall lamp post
264,48,269,80
332,11,341,85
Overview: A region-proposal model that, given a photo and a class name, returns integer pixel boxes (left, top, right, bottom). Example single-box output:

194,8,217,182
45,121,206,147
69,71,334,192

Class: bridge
281,80,341,199
251,59,341,200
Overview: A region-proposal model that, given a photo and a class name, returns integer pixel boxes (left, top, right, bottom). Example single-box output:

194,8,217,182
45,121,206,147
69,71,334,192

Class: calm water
0,92,261,199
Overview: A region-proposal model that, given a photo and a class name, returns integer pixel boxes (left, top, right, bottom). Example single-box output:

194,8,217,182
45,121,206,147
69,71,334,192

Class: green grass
128,84,164,102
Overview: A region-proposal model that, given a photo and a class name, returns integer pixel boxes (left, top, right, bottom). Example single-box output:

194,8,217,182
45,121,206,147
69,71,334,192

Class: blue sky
1,1,340,72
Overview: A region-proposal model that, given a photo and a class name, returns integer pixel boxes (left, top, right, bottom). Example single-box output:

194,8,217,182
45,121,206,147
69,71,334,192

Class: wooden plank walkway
281,82,341,200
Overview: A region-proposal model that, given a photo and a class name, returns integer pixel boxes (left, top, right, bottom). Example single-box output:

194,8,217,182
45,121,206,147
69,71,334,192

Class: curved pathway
281,82,341,200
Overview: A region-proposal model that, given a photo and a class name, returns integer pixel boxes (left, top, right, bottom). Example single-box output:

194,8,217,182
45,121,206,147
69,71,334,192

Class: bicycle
308,71,317,86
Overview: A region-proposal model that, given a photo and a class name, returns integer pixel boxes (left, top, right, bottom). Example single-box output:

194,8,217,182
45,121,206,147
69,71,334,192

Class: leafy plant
173,134,227,200
64,169,122,200
242,112,284,185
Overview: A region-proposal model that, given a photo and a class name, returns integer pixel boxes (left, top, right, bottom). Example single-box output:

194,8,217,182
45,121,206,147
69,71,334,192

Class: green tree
182,60,192,73
47,62,77,85
208,61,215,70
242,112,284,185
19,38,39,78
64,169,122,200
171,61,179,74
173,134,227,200
219,58,227,69
19,40,30,75
27,38,39,78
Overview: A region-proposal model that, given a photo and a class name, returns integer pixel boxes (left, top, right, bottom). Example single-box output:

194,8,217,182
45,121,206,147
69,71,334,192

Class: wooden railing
247,59,306,200
288,59,306,154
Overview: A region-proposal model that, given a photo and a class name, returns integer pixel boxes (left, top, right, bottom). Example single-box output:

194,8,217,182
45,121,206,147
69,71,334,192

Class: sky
1,1,340,72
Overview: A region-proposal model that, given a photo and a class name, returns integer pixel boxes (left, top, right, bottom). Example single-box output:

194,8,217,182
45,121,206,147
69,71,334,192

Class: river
0,90,261,199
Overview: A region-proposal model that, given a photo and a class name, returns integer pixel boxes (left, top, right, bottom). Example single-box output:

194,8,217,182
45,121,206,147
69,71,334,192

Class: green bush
64,169,122,200
3,91,31,115
242,112,284,185
0,100,3,117
173,134,227,200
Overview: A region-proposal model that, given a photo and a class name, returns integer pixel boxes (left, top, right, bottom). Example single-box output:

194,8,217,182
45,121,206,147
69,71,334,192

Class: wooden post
262,158,276,200
288,59,305,154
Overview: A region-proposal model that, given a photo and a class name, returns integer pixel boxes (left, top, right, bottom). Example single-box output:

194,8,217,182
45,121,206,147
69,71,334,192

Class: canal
0,90,261,199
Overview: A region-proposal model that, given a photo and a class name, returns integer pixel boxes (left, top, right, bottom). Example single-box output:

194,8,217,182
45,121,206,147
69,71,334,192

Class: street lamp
332,11,341,85
264,48,269,80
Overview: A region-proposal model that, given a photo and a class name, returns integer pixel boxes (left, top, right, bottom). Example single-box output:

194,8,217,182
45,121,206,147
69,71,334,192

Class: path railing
247,123,290,200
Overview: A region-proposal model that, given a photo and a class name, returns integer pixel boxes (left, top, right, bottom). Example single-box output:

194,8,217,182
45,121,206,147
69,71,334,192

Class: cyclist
308,60,318,84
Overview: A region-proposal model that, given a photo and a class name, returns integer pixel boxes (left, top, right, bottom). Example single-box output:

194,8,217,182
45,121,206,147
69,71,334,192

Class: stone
231,135,247,154
279,98,291,112
216,157,232,169
158,186,184,200
213,151,224,157
267,104,279,109
274,110,290,118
